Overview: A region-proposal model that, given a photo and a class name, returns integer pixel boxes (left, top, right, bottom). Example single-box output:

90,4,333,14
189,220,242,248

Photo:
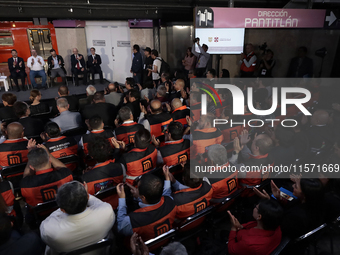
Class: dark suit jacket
287,56,313,78
18,117,44,137
124,100,141,122
51,95,80,116
47,55,66,75
8,57,25,74
81,102,117,128
87,54,102,69
71,54,86,72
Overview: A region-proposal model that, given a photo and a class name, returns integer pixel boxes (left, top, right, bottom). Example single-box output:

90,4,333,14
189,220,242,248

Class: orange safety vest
192,128,224,156
240,51,257,73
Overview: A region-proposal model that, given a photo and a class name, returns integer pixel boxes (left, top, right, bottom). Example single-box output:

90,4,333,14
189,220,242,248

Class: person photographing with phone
191,37,210,78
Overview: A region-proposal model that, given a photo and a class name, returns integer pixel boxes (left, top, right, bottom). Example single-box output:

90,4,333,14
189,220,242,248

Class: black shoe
20,86,26,91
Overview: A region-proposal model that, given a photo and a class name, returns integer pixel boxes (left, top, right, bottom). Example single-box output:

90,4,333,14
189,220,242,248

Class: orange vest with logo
159,139,191,166
240,51,256,73
192,128,224,156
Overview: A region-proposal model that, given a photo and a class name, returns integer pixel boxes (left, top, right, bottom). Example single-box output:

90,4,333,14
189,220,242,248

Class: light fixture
12,24,16,27
18,7,23,13
68,8,73,13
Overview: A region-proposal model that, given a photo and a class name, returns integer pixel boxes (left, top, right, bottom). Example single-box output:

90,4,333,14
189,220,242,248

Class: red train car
0,21,58,63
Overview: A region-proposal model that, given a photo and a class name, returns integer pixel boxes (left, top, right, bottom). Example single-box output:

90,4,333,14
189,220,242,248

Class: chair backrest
0,163,26,189
30,199,59,226
59,237,113,255
61,127,87,137
215,187,245,213
178,205,215,233
294,223,328,243
58,155,79,165
270,236,290,255
145,229,176,252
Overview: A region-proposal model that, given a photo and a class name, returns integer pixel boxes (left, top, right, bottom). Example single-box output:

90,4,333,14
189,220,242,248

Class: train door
27,28,53,59
85,21,131,83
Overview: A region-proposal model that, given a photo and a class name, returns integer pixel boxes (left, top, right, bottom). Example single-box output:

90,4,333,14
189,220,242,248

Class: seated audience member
8,49,26,92
27,49,47,89
79,85,96,111
121,129,157,185
42,122,78,170
13,101,44,137
114,106,144,147
0,122,28,167
116,168,177,241
139,99,173,141
47,48,66,86
87,47,104,84
140,80,156,100
155,121,191,166
80,115,115,155
167,79,185,101
0,93,17,122
40,181,115,254
81,92,117,128
124,89,141,122
236,130,274,187
29,89,49,115
189,91,201,122
227,200,283,255
170,163,213,219
188,69,197,79
218,108,243,152
52,85,79,115
21,145,73,206
0,212,44,255
206,144,238,202
155,85,169,103
170,98,191,127
268,125,296,167
50,98,83,133
255,178,325,239
191,112,223,156
304,110,334,154
160,73,172,87
83,137,125,195
0,181,15,216
105,82,123,106
71,48,87,86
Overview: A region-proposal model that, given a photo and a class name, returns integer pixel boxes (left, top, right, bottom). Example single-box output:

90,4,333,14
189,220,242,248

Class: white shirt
40,195,115,255
74,55,83,69
52,56,60,69
27,55,45,71
152,58,162,81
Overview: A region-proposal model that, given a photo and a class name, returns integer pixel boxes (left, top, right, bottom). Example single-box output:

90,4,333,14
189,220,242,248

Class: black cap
143,47,151,53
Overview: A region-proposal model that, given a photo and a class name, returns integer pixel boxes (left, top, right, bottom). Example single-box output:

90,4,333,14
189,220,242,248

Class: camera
193,37,200,43
259,42,267,52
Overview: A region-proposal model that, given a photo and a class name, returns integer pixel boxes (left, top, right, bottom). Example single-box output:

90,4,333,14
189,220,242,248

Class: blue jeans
29,70,47,88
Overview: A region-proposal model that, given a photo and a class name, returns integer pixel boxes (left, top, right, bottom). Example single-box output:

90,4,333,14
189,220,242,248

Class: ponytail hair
29,89,41,102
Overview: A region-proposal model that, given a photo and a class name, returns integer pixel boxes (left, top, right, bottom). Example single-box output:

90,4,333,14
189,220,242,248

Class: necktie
76,55,80,70
14,58,17,65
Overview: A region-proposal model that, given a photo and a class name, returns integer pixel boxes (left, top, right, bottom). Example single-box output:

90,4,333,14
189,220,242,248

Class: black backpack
157,57,170,74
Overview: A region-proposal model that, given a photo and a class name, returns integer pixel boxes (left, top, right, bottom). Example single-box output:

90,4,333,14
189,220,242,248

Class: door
85,21,131,83
27,29,52,59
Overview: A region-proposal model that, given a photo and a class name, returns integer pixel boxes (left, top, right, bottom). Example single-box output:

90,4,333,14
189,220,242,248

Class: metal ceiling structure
0,0,338,21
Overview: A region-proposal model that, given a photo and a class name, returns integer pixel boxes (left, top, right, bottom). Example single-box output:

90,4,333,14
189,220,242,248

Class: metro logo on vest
7,153,22,165
194,198,207,213
41,185,58,202
178,153,188,163
142,158,153,172
227,178,237,193
154,218,170,236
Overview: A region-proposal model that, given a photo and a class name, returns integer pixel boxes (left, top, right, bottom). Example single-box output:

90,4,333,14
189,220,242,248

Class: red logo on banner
214,37,219,42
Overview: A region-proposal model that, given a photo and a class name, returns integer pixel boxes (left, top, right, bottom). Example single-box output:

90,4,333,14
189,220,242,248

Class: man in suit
50,98,83,133
27,49,47,89
47,49,66,86
81,92,117,128
287,46,314,78
87,47,104,84
7,49,26,92
130,44,143,85
104,82,123,106
13,101,44,138
71,48,87,86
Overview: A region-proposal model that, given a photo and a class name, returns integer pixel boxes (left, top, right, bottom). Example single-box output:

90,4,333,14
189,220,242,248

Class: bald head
108,83,117,92
171,98,182,110
174,79,185,91
6,122,24,139
150,100,162,114
252,134,273,155
311,110,329,126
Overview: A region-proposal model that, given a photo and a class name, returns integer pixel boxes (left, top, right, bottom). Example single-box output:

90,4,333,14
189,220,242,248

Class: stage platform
0,79,110,104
